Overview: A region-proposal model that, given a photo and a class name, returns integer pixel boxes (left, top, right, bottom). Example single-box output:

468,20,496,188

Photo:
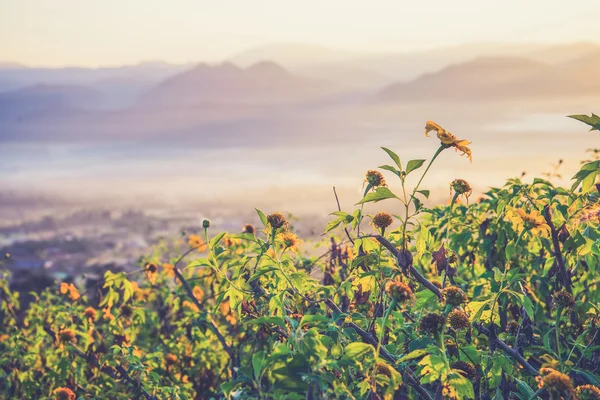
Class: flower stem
412,146,444,198
376,298,396,360
555,306,564,365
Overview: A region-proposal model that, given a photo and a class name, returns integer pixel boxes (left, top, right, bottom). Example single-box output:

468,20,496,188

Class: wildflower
508,208,551,237
372,212,393,231
447,309,470,331
163,263,175,278
385,281,414,303
192,286,204,302
432,243,449,275
267,212,287,229
188,235,207,252
83,307,96,321
164,353,178,366
182,300,200,313
553,290,575,309
120,305,133,319
53,387,76,400
419,313,446,335
102,307,115,321
243,224,255,234
279,231,302,251
374,362,393,378
452,361,477,380
541,370,574,398
365,170,386,188
424,121,472,162
145,262,158,284
57,329,76,344
443,286,468,306
450,179,472,201
60,282,80,301
575,384,600,400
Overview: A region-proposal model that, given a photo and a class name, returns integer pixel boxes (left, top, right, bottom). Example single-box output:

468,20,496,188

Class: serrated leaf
568,113,600,131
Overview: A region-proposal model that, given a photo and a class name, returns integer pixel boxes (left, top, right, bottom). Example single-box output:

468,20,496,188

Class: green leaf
356,187,400,205
399,348,429,362
405,159,426,175
324,218,343,234
381,147,402,171
379,164,401,177
209,232,226,249
246,316,286,330
416,189,430,199
252,351,266,379
505,241,516,259
256,208,268,226
568,113,600,131
299,314,330,326
345,342,375,360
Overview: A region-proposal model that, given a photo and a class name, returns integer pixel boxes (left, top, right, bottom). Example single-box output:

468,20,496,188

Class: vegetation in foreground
1,114,600,399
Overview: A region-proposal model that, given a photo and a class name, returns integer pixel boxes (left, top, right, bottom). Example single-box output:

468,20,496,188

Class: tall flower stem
376,298,397,360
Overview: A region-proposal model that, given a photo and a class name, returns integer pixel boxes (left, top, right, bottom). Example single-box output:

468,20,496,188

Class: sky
1,0,599,67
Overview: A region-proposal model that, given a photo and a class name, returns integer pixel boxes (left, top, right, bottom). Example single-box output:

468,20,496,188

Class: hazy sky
1,0,599,67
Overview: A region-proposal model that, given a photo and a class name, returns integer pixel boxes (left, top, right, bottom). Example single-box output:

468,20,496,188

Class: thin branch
543,206,572,293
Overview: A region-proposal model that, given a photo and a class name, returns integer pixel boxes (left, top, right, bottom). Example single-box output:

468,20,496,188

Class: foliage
1,117,600,399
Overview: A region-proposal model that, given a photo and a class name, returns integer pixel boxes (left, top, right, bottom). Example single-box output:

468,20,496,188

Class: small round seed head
120,304,133,319
366,170,386,187
83,307,96,321
53,387,76,400
385,281,414,303
267,212,287,229
243,224,255,234
451,179,472,196
447,309,470,331
372,212,393,230
553,290,575,309
452,361,477,380
202,219,210,228
374,362,393,378
57,329,76,343
419,313,446,335
575,384,600,400
443,286,468,306
542,371,574,397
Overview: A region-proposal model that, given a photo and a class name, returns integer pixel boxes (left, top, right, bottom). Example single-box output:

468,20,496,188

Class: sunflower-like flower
145,262,158,285
267,212,287,229
280,231,302,252
385,281,414,304
53,387,76,400
450,179,472,201
443,286,468,306
575,384,600,400
163,263,175,278
448,309,470,331
60,282,80,301
83,307,96,321
424,121,472,162
192,286,204,302
553,290,575,309
243,224,255,234
365,170,387,188
541,370,574,398
372,212,393,231
188,235,207,252
420,313,446,335
451,361,477,380
508,208,551,237
164,353,178,366
57,329,76,344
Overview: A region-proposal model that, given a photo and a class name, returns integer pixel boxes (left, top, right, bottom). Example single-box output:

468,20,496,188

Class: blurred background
1,0,599,275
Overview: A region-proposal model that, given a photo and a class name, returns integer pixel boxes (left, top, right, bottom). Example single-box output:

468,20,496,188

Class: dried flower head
420,313,446,335
542,370,574,398
120,304,133,319
452,361,477,380
448,309,470,331
575,384,600,400
83,307,96,321
443,286,468,306
267,212,287,229
553,290,575,309
57,329,76,344
451,179,472,200
374,362,393,378
243,224,255,234
424,121,472,162
53,387,76,400
365,170,386,188
385,281,414,303
372,212,393,230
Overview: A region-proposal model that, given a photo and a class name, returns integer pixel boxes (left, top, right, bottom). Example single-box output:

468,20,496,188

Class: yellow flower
145,262,158,285
188,235,207,252
424,120,472,162
508,208,551,237
192,286,204,302
278,231,302,252
83,307,96,321
60,282,80,301
365,170,386,188
163,263,175,278
53,387,76,400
